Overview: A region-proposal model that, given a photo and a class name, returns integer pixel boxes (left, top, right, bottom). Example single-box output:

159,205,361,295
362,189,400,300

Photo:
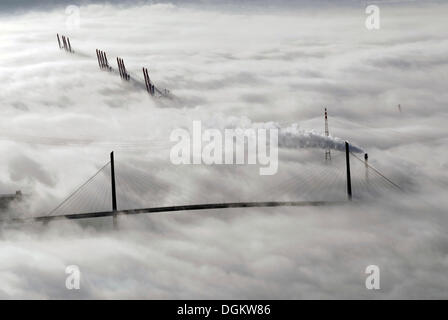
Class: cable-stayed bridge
1,142,403,226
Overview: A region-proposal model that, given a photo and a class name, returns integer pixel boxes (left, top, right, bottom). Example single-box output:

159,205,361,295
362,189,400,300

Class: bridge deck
1,201,346,224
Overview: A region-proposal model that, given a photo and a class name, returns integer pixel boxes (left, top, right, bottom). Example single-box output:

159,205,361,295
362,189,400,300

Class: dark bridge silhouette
11,201,345,224
1,142,402,226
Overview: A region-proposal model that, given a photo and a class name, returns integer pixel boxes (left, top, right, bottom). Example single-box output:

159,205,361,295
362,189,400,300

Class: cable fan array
45,151,403,218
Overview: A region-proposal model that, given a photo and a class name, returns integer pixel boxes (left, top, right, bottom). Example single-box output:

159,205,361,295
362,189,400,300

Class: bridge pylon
345,141,352,200
110,151,118,229
324,108,331,162
364,153,369,183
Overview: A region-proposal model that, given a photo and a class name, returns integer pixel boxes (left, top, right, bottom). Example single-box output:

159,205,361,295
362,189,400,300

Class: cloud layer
0,1,447,298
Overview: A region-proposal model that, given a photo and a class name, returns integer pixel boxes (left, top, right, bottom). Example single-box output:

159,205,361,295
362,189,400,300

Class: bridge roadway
1,200,347,224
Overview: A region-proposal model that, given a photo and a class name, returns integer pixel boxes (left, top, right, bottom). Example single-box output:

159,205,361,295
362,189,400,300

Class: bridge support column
345,141,352,200
110,151,118,229
364,153,369,184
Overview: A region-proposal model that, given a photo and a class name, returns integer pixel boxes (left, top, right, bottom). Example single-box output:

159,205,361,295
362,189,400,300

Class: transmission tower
324,108,331,161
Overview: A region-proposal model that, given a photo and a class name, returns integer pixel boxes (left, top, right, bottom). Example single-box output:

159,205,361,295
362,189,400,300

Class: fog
0,1,447,298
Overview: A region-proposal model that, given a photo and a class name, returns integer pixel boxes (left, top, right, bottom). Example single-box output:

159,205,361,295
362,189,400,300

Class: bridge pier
364,153,369,184
110,151,118,229
345,141,352,200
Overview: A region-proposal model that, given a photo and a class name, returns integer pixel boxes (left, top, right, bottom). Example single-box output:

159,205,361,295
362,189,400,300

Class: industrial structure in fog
96,49,112,70
58,35,170,98
57,34,73,53
0,191,22,211
116,57,130,80
143,67,155,95
92,46,168,97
